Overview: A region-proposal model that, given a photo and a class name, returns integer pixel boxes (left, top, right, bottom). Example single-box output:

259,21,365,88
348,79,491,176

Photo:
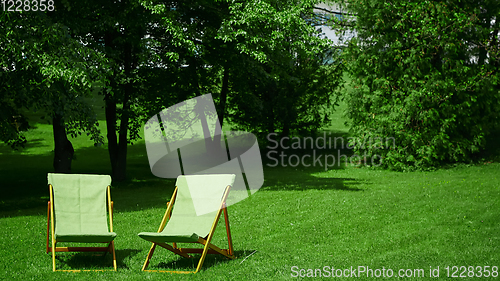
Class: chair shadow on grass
116,249,142,269
150,249,251,272
54,251,115,271
54,248,141,271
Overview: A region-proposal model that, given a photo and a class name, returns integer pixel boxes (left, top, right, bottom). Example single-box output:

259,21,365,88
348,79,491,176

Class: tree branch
313,6,357,16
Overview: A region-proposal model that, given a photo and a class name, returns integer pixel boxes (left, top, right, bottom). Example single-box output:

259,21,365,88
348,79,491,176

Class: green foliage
2,0,343,176
340,0,500,170
0,12,106,147
138,0,232,102
218,0,328,62
138,0,344,141
215,0,344,138
227,53,342,139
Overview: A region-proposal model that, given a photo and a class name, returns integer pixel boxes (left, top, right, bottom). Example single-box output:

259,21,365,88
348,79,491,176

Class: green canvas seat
55,233,116,243
138,174,236,273
46,173,117,272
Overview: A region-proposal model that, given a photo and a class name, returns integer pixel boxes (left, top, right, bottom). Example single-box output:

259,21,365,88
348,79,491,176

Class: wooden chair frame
46,184,117,272
141,185,235,273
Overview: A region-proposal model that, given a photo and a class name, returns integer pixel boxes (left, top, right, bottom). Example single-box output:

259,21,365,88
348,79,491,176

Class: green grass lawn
1,107,499,280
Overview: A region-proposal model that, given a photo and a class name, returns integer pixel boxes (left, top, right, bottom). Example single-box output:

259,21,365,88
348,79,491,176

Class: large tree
217,0,343,139
124,0,343,159
18,0,341,180
142,0,342,141
1,11,104,172
52,0,158,180
338,0,500,170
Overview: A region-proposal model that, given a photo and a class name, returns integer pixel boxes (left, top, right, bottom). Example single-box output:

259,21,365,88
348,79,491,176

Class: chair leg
197,238,235,259
110,241,117,271
46,202,50,254
142,243,157,271
195,240,212,273
106,242,112,255
223,207,234,256
52,240,56,272
194,199,228,273
194,224,222,273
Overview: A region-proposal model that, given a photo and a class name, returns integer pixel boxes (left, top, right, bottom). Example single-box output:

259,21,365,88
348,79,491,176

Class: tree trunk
214,66,230,148
103,29,134,182
104,78,131,182
52,113,74,173
218,66,230,128
115,85,130,181
105,91,119,178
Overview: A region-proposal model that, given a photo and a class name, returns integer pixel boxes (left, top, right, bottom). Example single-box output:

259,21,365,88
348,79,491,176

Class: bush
341,0,500,170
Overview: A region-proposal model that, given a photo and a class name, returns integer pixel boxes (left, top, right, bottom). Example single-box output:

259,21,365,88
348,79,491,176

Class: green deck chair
46,173,117,272
138,174,236,273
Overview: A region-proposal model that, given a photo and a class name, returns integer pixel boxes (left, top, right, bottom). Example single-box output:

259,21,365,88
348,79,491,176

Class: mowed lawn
1,115,499,280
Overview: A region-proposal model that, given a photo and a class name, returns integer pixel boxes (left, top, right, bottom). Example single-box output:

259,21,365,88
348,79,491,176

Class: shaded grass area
1,103,500,280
